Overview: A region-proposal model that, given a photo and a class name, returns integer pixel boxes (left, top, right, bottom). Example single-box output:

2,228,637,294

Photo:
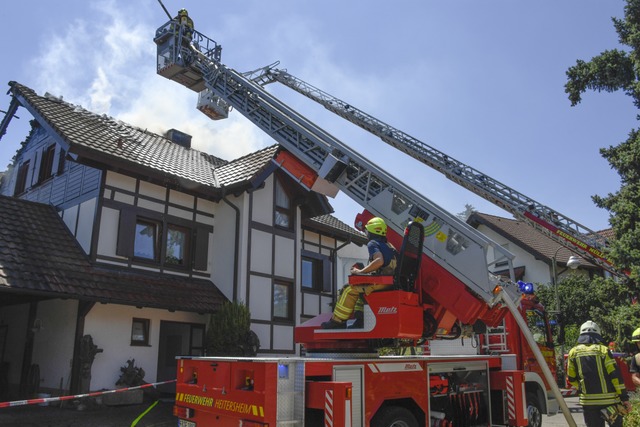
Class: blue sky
0,0,635,232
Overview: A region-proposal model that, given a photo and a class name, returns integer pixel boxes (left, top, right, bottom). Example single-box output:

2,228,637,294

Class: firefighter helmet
365,217,387,237
631,327,640,342
580,320,601,335
178,8,188,16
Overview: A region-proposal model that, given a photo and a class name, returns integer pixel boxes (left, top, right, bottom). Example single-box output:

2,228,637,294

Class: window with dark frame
301,251,332,293
131,318,150,346
38,145,56,183
134,219,161,261
14,160,30,195
273,281,293,321
274,176,293,230
166,224,190,266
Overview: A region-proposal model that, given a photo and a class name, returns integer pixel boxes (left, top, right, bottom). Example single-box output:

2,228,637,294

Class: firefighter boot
349,311,364,329
321,318,346,329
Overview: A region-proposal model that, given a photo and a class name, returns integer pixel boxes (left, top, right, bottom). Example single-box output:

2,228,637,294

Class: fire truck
150,10,611,426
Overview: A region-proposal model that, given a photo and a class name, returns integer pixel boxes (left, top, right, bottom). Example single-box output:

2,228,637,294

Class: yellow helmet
632,327,640,342
365,217,387,236
178,8,188,16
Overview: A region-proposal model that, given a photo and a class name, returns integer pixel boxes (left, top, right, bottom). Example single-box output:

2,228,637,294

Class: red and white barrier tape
561,388,578,397
0,379,176,408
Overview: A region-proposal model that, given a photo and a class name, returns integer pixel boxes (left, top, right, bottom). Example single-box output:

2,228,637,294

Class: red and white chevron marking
324,389,334,427
562,388,578,397
505,375,516,422
0,379,176,409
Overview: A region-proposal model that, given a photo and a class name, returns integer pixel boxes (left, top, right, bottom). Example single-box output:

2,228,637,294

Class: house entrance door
156,321,205,394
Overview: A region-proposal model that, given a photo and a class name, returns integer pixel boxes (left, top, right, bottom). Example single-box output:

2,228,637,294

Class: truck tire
372,406,418,427
526,393,542,427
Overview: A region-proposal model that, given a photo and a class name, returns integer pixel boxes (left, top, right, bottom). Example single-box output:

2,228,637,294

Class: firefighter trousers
333,283,391,321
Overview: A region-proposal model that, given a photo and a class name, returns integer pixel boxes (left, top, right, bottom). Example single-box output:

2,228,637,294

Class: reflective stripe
567,343,626,406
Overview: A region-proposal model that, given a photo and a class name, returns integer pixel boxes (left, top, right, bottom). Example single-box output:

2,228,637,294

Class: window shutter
322,256,333,293
193,225,211,270
116,209,136,257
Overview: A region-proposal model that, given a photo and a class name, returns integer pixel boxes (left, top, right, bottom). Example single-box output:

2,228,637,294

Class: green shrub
206,301,259,356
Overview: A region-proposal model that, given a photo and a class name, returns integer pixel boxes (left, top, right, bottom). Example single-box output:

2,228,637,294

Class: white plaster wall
476,225,552,284
76,198,97,254
31,299,78,391
61,205,78,237
250,230,272,275
249,275,272,322
106,171,136,192
272,325,294,351
97,207,120,257
274,236,295,279
251,176,273,226
210,198,238,301
84,304,206,391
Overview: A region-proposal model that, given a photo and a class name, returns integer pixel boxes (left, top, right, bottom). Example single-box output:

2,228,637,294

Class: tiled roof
0,195,227,312
467,212,595,268
215,145,279,187
8,81,276,192
303,214,368,246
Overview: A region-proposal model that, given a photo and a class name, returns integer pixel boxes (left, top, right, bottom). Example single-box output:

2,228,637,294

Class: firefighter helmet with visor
365,217,387,237
580,320,601,335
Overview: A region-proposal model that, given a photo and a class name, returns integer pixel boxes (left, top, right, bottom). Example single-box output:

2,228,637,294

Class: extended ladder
154,22,520,309
250,67,620,277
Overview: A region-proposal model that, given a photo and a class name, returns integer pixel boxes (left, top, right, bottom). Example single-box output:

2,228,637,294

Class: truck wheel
526,393,542,427
372,406,418,427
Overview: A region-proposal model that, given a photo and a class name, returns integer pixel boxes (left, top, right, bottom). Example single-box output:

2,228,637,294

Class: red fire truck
151,8,614,426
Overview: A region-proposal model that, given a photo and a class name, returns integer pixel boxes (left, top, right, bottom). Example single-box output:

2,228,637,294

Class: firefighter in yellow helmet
321,217,397,329
629,327,640,387
566,321,631,427
174,8,194,42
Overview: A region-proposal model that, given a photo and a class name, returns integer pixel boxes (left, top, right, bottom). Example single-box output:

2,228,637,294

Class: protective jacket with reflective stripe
567,342,628,406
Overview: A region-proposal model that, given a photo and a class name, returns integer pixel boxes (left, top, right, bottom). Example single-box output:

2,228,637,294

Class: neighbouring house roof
0,194,227,312
467,212,597,269
303,214,368,246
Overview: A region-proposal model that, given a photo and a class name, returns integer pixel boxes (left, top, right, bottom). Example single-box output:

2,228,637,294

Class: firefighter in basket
321,217,397,329
567,321,632,427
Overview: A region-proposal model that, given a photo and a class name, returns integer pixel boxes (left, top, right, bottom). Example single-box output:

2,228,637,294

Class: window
273,281,293,321
166,224,190,266
274,176,293,229
117,208,211,270
301,251,332,293
134,219,161,261
526,309,549,346
131,318,150,346
14,160,30,195
38,145,56,183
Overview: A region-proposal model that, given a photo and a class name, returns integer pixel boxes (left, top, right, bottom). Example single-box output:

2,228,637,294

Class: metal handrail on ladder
254,67,623,278
482,323,509,354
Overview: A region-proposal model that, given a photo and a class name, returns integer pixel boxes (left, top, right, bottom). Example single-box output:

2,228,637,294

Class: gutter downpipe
222,194,240,302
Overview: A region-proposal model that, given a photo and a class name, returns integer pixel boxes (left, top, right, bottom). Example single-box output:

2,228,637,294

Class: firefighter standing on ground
567,321,632,427
321,217,397,329
629,327,640,388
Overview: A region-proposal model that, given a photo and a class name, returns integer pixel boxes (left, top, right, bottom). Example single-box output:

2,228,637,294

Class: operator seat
348,220,425,292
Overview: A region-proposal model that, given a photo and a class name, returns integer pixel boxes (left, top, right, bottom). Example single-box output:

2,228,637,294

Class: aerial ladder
153,16,578,426
248,66,620,278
